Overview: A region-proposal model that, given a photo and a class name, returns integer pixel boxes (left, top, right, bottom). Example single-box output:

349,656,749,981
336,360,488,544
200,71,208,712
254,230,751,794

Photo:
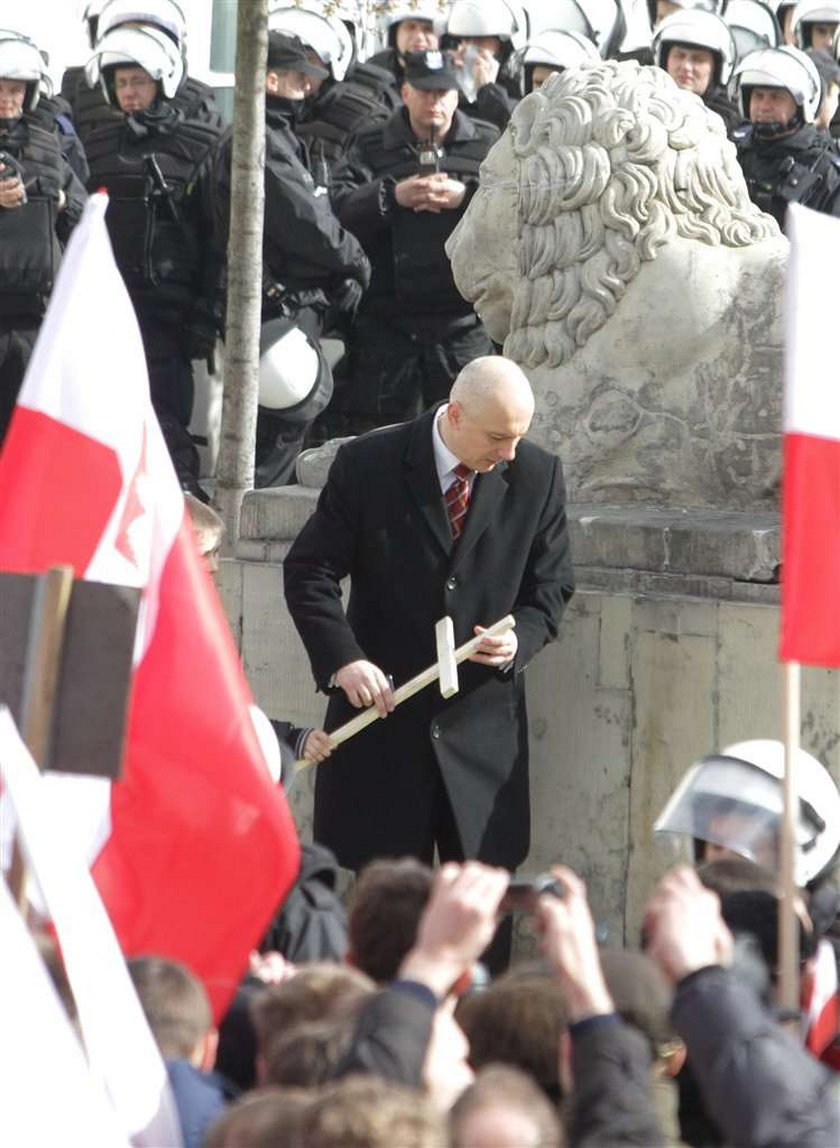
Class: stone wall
218,488,840,945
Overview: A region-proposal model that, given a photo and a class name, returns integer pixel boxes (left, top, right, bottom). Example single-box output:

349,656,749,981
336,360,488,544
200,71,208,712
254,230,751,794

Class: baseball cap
267,31,329,79
403,48,460,90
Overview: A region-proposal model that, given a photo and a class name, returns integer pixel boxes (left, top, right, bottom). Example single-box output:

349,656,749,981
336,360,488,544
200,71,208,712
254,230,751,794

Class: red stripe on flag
780,431,840,667
0,408,122,573
92,522,300,1018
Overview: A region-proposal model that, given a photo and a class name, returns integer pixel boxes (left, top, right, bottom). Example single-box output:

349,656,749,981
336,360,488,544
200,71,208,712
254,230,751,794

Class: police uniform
85,99,223,494
215,34,370,487
0,112,87,442
326,52,499,438
735,121,840,227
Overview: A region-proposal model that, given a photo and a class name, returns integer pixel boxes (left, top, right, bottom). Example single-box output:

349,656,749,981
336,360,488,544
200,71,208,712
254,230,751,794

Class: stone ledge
240,486,780,588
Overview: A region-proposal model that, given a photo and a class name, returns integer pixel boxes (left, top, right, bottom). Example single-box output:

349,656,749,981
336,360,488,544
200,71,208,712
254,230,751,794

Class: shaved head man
285,356,574,970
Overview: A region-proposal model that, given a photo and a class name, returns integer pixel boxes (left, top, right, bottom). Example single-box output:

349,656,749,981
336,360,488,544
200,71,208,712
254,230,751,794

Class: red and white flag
780,204,840,668
0,193,300,1019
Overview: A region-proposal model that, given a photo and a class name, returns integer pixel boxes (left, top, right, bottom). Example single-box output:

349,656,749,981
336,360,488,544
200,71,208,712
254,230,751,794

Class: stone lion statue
447,60,788,510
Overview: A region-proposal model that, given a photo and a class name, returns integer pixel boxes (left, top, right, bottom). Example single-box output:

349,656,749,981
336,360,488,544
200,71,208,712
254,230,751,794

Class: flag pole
779,659,801,1020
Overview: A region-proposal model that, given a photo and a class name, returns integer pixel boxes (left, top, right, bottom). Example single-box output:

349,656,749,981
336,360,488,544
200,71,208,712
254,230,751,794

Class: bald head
450,357,534,420
442,357,534,473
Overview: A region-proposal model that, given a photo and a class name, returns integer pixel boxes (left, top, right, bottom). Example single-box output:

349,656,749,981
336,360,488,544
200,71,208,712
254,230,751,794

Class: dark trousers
321,311,494,439
0,323,39,447
414,767,513,978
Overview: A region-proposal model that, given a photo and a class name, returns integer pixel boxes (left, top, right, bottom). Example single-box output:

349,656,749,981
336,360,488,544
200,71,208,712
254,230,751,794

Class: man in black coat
284,356,574,879
324,49,498,440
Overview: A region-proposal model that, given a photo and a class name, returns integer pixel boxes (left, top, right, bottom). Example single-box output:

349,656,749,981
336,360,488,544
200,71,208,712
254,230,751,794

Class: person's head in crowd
266,31,329,102
203,1086,311,1148
519,30,600,95
262,1017,353,1088
807,45,840,123
268,4,353,90
456,968,569,1104
654,738,840,889
401,49,461,140
696,855,778,898
733,45,823,137
792,0,840,49
184,492,223,572
127,955,216,1069
653,9,736,96
347,857,434,983
445,0,527,66
720,887,817,1002
598,948,681,1068
298,1076,445,1148
250,963,373,1082
442,357,535,475
387,6,441,59
450,1064,565,1148
91,23,184,113
0,30,47,124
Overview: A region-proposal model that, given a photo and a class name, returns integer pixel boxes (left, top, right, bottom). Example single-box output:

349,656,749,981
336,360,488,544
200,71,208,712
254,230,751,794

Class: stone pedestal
218,486,840,946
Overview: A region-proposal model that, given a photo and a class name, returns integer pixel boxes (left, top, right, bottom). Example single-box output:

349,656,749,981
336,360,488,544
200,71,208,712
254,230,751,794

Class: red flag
0,194,300,1019
780,205,840,668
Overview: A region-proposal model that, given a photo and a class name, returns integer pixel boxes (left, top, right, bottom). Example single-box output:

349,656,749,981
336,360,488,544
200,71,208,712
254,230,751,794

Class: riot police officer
653,9,742,135
327,50,499,438
61,0,223,146
84,23,224,497
0,31,86,444
444,0,528,130
268,2,400,187
368,2,446,87
733,45,840,227
215,32,370,487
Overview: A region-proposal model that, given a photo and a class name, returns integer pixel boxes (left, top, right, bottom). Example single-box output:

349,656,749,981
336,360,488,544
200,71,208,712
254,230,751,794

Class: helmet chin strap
753,106,804,139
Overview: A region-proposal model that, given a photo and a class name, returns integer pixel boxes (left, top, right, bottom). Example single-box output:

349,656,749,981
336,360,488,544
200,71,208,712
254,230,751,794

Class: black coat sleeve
567,1016,666,1148
673,966,840,1148
332,983,436,1087
283,441,368,690
510,453,575,674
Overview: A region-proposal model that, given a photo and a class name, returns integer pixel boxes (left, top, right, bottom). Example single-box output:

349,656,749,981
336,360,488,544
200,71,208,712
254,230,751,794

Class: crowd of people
4,1,840,1145
2,0,839,496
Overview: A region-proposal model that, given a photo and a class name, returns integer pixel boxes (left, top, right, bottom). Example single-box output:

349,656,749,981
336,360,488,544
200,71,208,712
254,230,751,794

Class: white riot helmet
88,24,185,104
540,0,627,58
0,29,48,113
520,29,600,91
447,0,530,52
734,43,822,118
95,0,187,51
651,0,728,24
268,2,354,81
84,1,110,48
258,318,333,422
725,0,781,59
653,8,737,83
791,0,840,46
654,739,840,887
380,3,448,48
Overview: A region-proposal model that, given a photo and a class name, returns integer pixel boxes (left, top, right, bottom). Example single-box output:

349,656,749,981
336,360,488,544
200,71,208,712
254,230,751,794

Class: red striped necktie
445,462,472,539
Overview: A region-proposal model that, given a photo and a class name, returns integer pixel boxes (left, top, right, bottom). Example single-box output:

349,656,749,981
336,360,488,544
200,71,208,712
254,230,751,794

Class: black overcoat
283,406,574,871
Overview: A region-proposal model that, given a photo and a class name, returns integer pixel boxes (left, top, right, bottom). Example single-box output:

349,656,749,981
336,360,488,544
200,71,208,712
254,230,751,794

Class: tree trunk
215,0,267,550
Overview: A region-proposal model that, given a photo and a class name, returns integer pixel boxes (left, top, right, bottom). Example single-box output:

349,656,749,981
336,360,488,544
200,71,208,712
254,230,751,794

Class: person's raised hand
535,865,614,1022
335,659,395,717
471,47,500,89
643,866,734,985
399,861,510,999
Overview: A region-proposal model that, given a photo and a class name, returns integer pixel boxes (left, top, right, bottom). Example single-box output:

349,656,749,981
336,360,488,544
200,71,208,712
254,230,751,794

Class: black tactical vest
298,69,395,185
0,118,63,316
85,113,221,309
355,113,496,310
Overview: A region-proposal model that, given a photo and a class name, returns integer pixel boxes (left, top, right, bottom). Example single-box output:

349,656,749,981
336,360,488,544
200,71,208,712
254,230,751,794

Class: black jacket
331,107,498,318
673,966,840,1148
0,113,86,319
86,101,223,352
216,96,369,322
704,85,743,138
736,122,840,228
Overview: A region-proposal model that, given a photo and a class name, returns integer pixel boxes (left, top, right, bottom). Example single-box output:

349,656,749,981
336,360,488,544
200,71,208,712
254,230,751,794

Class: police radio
416,126,444,176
